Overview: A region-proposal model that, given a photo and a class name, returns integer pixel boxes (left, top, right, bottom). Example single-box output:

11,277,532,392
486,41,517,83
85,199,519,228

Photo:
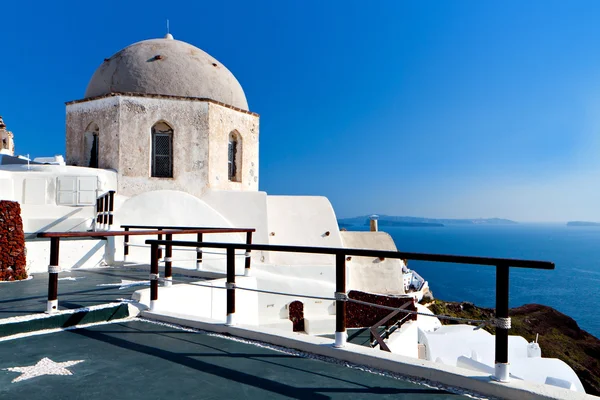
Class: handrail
121,225,255,232
37,227,255,319
37,228,255,238
144,240,554,269
145,238,555,383
369,302,413,352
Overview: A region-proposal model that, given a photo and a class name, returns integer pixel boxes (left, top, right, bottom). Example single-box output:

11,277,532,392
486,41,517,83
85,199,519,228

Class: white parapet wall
113,190,249,271
341,231,406,295
266,196,343,266
133,277,259,325
26,238,109,274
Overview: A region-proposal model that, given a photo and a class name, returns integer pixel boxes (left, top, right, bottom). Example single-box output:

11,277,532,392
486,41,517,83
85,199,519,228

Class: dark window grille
228,139,237,181
89,134,99,168
152,132,173,178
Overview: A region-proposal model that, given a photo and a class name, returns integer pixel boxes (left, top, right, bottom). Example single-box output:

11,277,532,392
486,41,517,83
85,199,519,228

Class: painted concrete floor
0,320,461,400
0,268,200,319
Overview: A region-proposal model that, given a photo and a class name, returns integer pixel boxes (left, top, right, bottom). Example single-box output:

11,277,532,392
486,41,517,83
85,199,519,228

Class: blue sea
349,224,600,338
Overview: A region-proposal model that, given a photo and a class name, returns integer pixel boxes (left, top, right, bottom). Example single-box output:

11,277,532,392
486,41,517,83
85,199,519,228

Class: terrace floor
0,267,200,320
0,319,463,399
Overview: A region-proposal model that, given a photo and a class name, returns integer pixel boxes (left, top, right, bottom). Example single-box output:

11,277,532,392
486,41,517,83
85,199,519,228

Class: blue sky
2,0,600,221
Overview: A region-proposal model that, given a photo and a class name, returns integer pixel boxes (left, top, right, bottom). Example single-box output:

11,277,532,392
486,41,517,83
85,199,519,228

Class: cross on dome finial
164,19,173,40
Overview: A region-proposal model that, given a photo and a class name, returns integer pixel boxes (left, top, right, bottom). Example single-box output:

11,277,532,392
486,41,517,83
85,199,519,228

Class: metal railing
145,238,554,383
95,190,115,231
36,227,255,315
121,225,254,269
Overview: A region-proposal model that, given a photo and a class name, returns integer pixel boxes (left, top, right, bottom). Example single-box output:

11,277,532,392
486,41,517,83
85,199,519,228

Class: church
0,33,411,300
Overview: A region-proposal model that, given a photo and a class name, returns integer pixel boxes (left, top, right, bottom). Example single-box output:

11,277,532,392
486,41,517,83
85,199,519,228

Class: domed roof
85,35,248,110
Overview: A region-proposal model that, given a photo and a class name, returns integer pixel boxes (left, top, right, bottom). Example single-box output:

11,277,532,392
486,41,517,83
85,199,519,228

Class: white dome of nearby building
84,35,249,110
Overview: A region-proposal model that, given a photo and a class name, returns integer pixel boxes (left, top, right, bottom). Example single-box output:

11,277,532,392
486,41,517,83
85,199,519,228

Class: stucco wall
207,103,259,191
113,190,249,271
0,166,117,233
266,196,343,265
66,95,259,199
341,231,406,295
66,96,120,170
116,97,210,198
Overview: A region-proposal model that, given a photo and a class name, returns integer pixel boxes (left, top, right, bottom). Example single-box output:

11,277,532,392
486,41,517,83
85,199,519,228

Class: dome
85,36,249,110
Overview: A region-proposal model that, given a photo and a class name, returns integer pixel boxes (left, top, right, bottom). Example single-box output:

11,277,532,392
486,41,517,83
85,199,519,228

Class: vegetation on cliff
428,300,600,396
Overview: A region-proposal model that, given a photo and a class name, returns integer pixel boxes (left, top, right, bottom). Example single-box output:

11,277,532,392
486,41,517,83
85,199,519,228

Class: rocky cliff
429,300,600,396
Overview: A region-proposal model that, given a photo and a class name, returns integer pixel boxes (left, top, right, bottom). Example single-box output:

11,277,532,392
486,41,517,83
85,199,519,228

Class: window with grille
228,139,237,181
151,122,173,178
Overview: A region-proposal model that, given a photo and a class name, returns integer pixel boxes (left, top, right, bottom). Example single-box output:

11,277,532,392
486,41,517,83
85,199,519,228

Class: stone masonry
0,201,27,281
0,116,15,155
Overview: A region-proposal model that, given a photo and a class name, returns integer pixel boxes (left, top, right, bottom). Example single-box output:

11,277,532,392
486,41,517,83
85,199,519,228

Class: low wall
341,231,406,295
0,201,27,281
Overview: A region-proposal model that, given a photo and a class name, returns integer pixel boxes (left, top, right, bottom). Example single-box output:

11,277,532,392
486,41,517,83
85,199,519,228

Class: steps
0,302,142,339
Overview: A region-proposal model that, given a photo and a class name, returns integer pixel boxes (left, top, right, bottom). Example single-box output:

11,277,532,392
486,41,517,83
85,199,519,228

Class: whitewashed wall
266,196,342,266
341,231,406,295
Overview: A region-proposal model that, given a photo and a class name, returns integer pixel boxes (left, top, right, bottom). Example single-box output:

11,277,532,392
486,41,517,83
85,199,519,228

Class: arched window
228,131,242,182
84,122,100,168
151,121,174,178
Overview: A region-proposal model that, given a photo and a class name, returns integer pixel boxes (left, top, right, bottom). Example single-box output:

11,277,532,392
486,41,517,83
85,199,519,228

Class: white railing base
46,299,58,314
226,314,235,326
492,363,510,382
334,331,347,348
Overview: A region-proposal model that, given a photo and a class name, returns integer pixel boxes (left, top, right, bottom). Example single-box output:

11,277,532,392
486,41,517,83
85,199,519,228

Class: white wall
387,320,419,358
133,276,259,325
113,190,249,272
0,165,117,233
266,196,342,265
201,189,269,263
341,231,406,295
26,238,108,274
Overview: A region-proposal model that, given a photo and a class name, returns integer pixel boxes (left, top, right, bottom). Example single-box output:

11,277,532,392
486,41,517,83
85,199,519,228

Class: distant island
338,215,517,228
567,221,600,227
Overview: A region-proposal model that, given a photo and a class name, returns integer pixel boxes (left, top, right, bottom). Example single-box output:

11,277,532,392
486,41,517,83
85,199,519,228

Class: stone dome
85,36,249,110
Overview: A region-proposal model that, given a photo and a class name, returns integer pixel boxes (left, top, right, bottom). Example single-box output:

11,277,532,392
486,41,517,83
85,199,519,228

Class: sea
348,223,600,339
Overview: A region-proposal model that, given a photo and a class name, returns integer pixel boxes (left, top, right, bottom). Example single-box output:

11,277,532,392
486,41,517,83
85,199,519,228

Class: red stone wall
288,291,417,332
346,290,417,328
0,201,27,281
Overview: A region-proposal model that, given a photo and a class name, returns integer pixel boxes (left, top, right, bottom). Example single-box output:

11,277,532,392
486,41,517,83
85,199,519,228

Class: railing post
334,253,347,347
157,231,163,260
164,233,172,287
226,246,236,325
494,265,510,382
46,237,60,313
123,227,129,262
150,243,159,311
97,196,103,228
108,190,115,228
244,231,252,276
196,233,203,271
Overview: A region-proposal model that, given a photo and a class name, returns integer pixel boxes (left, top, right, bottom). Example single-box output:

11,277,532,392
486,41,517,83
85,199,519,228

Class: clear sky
2,0,600,222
